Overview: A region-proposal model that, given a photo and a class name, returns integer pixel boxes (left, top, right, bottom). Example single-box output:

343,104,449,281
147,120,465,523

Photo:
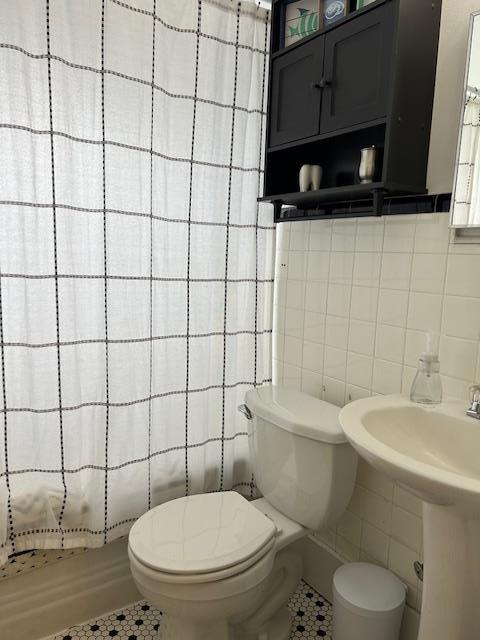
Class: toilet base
158,615,229,640
157,606,292,640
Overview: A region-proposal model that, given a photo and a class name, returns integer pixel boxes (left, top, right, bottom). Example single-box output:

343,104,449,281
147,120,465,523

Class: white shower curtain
0,0,273,564
452,96,480,226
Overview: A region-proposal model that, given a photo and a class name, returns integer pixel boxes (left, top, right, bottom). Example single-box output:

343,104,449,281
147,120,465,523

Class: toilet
128,385,358,639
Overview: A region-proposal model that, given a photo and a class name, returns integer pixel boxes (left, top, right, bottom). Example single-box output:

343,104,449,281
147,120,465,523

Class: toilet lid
128,492,276,575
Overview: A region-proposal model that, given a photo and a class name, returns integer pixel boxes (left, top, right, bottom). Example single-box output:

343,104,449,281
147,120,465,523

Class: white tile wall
273,212,480,613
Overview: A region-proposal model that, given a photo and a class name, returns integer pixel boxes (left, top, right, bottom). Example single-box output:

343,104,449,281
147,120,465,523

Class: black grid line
0,273,274,283
4,432,249,477
0,122,263,174
0,199,275,230
46,0,68,545
0,257,15,553
254,11,269,388
185,0,203,497
1,329,273,350
110,0,268,48
0,377,272,415
147,0,156,512
101,0,110,546
220,1,241,493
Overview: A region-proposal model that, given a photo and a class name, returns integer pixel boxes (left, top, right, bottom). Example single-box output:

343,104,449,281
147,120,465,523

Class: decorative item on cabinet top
323,0,349,27
264,0,448,221
280,0,322,49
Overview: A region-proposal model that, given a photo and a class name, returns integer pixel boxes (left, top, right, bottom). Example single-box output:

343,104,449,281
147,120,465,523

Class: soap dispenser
410,333,442,405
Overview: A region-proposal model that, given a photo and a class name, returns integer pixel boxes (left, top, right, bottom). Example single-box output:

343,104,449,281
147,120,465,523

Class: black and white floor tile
47,580,332,640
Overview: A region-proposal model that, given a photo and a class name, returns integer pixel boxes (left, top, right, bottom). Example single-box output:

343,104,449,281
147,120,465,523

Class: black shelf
259,182,386,208
263,192,452,224
266,117,387,153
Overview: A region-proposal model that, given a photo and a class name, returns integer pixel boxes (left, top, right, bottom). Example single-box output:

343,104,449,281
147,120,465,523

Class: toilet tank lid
245,385,347,444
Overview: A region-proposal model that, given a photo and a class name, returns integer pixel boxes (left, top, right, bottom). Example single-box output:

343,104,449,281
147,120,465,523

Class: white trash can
333,563,406,640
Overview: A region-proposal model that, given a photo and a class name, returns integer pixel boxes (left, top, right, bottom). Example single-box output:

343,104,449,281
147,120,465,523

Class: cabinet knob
310,81,321,90
319,78,332,89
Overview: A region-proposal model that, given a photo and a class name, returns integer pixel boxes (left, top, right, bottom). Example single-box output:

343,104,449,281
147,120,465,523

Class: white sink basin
339,394,480,640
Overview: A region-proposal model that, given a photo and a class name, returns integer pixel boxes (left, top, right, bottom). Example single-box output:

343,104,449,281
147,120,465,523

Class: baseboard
0,539,140,640
302,535,420,640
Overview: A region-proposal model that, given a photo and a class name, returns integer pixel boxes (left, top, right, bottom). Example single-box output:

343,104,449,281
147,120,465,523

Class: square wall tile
383,215,416,253
346,352,373,389
307,251,331,282
411,253,447,294
332,220,357,251
439,335,477,381
414,212,450,253
356,218,385,252
284,335,302,367
304,311,325,344
302,340,324,374
380,253,412,290
285,307,304,339
323,377,346,407
327,284,351,318
407,292,442,333
391,505,422,553
375,324,406,363
324,346,347,380
305,282,328,314
287,251,307,280
286,280,306,310
329,252,354,284
372,359,402,394
301,370,323,398
348,320,375,356
353,253,382,287
377,289,409,327
445,254,480,298
361,521,389,566
442,296,480,341
350,286,378,322
349,485,392,534
325,315,349,349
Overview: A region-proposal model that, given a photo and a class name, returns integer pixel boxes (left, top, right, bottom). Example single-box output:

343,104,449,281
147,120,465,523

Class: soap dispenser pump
410,333,442,405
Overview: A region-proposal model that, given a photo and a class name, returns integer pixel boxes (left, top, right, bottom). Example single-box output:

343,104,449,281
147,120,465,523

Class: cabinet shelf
259,182,386,209
266,117,387,153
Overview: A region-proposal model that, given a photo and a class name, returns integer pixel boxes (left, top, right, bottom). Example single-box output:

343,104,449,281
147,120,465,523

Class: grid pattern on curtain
0,0,273,564
452,95,480,226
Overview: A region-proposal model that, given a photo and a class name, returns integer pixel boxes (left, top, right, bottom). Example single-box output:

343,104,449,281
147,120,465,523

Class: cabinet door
320,2,394,133
268,37,325,148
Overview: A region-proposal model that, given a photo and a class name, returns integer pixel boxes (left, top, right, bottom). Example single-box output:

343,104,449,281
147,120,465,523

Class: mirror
451,12,480,229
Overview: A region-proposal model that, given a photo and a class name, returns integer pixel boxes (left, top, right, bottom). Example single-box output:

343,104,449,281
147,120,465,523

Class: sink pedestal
419,503,480,640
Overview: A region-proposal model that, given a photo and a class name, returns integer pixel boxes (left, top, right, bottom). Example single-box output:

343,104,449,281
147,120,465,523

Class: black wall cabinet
262,0,442,221
269,38,324,147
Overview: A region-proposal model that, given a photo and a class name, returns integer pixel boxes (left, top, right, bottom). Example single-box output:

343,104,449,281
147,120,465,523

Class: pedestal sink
339,394,480,640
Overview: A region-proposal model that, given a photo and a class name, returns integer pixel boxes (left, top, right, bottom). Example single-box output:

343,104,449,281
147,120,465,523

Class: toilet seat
128,491,277,583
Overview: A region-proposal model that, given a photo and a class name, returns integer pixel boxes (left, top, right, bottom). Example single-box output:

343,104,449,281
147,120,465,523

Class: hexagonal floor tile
48,580,332,640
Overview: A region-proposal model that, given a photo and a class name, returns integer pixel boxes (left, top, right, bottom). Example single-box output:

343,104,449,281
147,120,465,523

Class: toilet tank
244,386,357,531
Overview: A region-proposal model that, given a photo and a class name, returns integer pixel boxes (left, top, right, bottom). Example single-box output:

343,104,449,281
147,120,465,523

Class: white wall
427,0,480,193
273,213,480,611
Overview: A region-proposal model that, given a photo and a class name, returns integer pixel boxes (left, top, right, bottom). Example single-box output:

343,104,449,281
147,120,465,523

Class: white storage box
333,562,406,640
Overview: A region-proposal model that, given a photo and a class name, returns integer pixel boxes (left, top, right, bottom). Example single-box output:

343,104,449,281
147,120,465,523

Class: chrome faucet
466,385,480,419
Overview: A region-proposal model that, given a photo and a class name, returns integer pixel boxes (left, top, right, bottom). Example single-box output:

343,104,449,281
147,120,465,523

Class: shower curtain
452,96,480,226
0,0,273,564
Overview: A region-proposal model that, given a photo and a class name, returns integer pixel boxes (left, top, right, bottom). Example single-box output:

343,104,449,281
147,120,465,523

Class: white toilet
128,385,357,639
